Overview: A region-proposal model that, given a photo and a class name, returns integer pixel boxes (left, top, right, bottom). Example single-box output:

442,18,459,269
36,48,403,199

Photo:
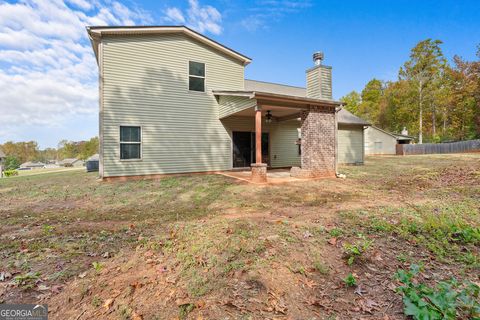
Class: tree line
341,39,480,143
0,137,98,169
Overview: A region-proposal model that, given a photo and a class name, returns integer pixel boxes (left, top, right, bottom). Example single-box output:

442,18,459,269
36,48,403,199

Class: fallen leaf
104,298,114,310
131,311,143,320
328,238,337,245
354,285,366,296
78,272,87,279
303,231,313,238
0,272,12,281
51,285,63,294
37,284,50,291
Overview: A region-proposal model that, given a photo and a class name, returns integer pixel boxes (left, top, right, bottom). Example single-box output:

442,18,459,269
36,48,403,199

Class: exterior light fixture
265,110,273,123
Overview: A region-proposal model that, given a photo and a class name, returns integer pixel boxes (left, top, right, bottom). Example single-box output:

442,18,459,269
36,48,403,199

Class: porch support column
251,105,267,183
255,106,262,164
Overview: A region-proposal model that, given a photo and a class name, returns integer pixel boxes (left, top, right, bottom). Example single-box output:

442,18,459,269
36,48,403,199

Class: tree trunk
419,83,423,144
442,107,447,136
432,101,436,137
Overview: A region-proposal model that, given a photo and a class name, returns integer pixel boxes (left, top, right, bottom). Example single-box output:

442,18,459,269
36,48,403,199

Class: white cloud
241,0,312,31
0,0,152,144
165,7,186,24
164,0,222,35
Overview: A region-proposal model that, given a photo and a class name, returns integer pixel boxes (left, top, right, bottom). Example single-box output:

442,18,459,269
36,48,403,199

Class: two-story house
87,26,343,182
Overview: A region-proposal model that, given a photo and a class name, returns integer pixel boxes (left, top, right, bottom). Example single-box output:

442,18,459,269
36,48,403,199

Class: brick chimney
306,52,332,100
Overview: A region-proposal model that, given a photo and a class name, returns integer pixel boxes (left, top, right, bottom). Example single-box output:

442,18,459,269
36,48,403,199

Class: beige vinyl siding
218,96,256,119
320,67,332,100
364,127,398,155
101,33,244,177
270,120,301,167
306,65,332,100
338,124,364,164
306,68,321,99
221,116,300,168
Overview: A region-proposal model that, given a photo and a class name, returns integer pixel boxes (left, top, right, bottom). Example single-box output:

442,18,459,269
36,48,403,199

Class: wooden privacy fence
396,139,480,155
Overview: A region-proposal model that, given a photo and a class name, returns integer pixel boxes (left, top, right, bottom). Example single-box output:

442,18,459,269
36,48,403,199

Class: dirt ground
0,154,479,319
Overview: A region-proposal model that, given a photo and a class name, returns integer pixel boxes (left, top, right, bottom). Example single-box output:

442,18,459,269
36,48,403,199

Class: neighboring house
87,26,343,182
59,158,85,167
20,161,45,169
337,109,370,164
365,126,415,155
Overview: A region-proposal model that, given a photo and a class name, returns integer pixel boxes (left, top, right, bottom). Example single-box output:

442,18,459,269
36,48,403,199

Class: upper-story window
120,126,141,160
189,61,205,92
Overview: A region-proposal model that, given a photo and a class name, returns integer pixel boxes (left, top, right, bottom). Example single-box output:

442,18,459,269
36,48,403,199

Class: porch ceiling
233,104,301,118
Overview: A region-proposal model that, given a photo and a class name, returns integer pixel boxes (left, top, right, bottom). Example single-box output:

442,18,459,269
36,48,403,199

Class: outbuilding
365,126,415,155
337,109,370,165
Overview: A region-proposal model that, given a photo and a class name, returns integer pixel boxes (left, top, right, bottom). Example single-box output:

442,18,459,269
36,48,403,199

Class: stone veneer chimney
306,52,332,100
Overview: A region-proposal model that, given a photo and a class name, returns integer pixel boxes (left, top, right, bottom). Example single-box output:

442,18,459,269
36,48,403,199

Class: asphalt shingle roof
245,79,370,126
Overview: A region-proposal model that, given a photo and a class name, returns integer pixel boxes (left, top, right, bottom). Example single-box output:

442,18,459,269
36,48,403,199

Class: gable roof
369,126,415,141
245,79,306,97
87,26,252,66
337,109,370,126
60,158,83,165
243,80,365,122
20,161,45,167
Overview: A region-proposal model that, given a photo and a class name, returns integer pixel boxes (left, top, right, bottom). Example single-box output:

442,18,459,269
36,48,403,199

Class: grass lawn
12,167,84,177
0,154,479,319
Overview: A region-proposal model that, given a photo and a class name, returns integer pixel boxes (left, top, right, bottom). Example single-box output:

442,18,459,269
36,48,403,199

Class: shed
59,158,85,167
337,109,370,164
365,126,415,155
86,154,99,172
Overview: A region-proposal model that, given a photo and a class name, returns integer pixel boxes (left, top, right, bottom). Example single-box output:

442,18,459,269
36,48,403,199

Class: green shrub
395,264,480,319
4,155,20,170
4,169,18,177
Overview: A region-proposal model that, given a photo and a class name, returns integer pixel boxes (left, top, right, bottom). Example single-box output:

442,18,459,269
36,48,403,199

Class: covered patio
214,90,342,183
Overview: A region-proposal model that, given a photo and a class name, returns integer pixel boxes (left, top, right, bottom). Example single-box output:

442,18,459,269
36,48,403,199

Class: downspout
334,104,343,175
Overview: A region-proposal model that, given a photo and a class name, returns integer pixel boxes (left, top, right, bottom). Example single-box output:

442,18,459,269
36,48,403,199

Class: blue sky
0,0,479,148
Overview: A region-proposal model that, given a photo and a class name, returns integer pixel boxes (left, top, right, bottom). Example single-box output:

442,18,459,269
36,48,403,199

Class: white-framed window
120,126,141,160
189,61,205,92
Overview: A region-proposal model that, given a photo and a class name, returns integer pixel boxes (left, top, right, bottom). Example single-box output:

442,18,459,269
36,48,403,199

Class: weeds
92,296,102,308
92,262,103,273
42,224,55,236
312,260,329,275
343,273,357,287
342,234,373,265
13,272,41,290
179,303,195,320
329,228,343,237
395,264,480,319
288,263,307,276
